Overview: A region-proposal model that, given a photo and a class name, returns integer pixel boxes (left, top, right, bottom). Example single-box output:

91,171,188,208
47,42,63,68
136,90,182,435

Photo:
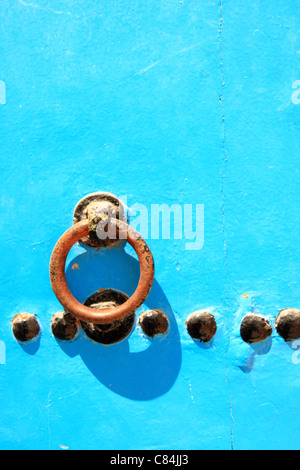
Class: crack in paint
219,0,234,451
136,40,208,75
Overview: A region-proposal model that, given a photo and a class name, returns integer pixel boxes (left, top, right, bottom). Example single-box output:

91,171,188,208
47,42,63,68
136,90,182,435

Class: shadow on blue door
54,245,182,401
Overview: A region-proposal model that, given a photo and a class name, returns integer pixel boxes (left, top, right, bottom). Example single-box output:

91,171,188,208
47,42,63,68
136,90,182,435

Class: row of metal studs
11,308,300,344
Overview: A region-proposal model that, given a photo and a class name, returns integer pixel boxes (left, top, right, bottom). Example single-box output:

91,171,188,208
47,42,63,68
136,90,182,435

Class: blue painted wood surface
0,0,299,450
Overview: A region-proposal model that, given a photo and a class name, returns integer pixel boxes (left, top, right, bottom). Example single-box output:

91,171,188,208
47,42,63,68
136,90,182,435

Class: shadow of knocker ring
49,214,155,326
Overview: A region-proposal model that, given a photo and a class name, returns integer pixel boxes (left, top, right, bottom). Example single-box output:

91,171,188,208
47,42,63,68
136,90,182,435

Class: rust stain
71,263,79,270
243,293,249,299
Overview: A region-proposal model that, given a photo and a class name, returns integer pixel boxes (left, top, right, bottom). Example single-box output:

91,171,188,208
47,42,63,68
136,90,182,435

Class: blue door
1,0,300,450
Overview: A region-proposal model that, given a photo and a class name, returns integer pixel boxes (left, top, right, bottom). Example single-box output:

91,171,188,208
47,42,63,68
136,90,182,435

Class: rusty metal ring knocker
49,194,155,327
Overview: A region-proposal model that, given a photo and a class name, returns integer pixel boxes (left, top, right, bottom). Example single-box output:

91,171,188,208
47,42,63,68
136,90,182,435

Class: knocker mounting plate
73,192,127,248
80,289,135,344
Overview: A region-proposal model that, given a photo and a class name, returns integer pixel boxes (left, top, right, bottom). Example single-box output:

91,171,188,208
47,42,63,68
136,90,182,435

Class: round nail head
51,311,80,341
139,309,169,338
275,308,300,342
240,313,272,344
186,311,217,342
12,313,40,342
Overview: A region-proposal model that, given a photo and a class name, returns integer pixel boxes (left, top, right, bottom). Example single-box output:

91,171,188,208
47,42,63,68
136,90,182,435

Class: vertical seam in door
219,0,234,451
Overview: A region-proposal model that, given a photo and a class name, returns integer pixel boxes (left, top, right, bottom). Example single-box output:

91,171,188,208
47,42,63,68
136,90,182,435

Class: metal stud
51,311,80,341
275,308,300,342
139,310,169,338
240,313,272,344
186,311,217,343
12,313,40,342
